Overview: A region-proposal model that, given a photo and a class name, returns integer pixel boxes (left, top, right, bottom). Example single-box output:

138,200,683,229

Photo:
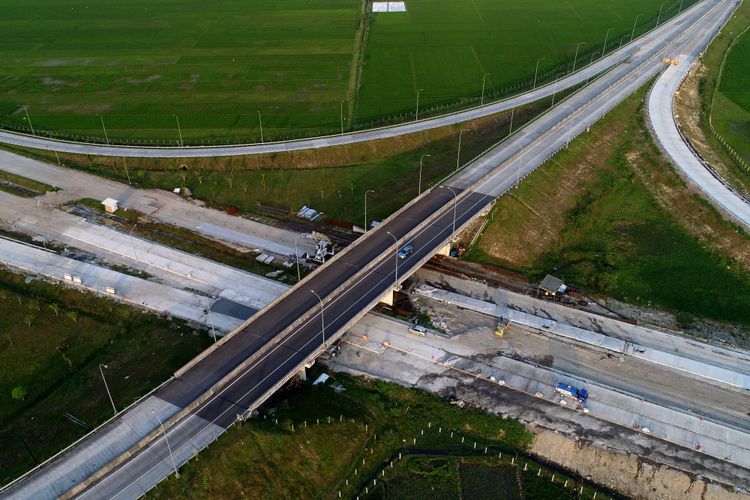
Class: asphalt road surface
0,0,737,498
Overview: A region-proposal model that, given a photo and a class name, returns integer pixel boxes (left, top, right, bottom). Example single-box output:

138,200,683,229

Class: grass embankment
467,85,750,329
0,170,55,197
0,268,210,484
676,0,750,196
149,373,614,499
0,0,692,143
8,95,559,225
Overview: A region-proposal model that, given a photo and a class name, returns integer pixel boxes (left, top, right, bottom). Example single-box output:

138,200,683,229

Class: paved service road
648,54,750,229
0,0,737,498
0,1,714,159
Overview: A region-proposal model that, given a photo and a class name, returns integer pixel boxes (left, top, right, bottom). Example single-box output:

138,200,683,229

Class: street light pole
551,72,566,107
415,88,423,121
310,290,326,345
99,364,117,415
456,129,469,172
99,115,110,144
386,231,399,286
364,189,375,232
294,233,304,282
257,110,264,143
481,73,490,105
152,410,180,478
533,58,545,89
173,114,183,147
340,100,345,135
23,106,35,136
678,0,685,14
443,187,458,246
602,28,613,58
418,154,430,195
508,106,515,136
656,2,666,26
631,14,644,41
572,42,586,72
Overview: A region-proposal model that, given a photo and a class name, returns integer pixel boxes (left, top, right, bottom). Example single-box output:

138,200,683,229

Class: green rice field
0,0,691,143
713,28,750,163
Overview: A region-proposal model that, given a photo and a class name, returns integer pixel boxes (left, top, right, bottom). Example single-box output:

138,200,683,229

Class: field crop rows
1,0,694,143
0,0,361,143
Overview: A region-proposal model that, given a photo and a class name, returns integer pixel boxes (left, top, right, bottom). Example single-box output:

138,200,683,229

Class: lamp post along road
481,73,490,105
418,154,430,195
99,364,117,416
173,114,183,147
257,111,264,143
310,289,326,345
99,115,110,145
442,187,458,247
415,89,423,121
533,58,545,89
551,72,566,107
572,42,586,72
631,14,644,41
364,189,375,232
602,28,614,58
386,231,399,287
656,2,666,26
340,100,344,135
456,129,469,172
23,106,35,136
294,233,304,281
153,411,180,478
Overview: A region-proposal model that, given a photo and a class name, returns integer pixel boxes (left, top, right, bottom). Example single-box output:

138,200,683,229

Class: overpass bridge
0,0,737,497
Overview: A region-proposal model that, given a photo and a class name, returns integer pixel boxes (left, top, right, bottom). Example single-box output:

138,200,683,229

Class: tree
66,311,78,323
27,299,40,312
49,303,60,317
11,386,28,401
24,315,34,328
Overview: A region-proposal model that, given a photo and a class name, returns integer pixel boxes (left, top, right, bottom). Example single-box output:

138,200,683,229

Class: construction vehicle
494,317,511,337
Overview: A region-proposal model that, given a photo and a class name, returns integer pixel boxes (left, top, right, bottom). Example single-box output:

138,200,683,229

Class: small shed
539,274,567,296
101,198,119,214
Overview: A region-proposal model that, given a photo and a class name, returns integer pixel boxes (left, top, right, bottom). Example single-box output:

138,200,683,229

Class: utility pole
99,364,117,415
602,28,614,58
23,106,35,135
99,115,110,144
572,42,586,72
481,73,490,105
257,110,264,143
364,189,375,232
418,154,430,195
533,58,545,89
294,233,304,282
456,129,469,172
415,88,423,121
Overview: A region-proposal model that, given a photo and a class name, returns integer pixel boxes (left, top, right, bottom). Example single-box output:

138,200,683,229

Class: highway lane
75,1,737,497
0,0,719,159
648,54,750,229
1,0,736,498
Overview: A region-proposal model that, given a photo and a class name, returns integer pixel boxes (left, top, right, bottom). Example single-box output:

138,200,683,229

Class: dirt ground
532,430,749,500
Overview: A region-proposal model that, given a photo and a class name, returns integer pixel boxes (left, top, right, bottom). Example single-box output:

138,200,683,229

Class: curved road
648,52,750,229
0,1,718,158
0,0,737,498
